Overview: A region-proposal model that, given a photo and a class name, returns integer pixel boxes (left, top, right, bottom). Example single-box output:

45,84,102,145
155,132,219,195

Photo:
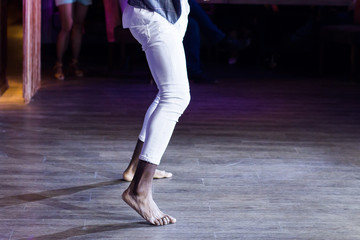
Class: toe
169,216,176,224
158,218,164,226
154,219,161,226
162,216,169,225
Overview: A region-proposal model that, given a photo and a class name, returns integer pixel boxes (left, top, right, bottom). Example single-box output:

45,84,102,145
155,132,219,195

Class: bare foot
122,188,176,226
154,170,173,179
123,169,173,182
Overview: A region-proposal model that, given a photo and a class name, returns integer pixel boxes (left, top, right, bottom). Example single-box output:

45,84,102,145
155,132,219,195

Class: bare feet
123,160,176,226
123,169,173,182
122,188,176,226
154,169,173,179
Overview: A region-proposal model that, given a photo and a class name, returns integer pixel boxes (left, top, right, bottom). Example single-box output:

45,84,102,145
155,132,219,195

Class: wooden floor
1,70,360,240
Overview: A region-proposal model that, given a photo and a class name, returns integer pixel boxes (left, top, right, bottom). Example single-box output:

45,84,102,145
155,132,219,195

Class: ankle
128,160,156,193
55,61,63,67
130,163,138,173
54,62,64,73
70,59,84,77
128,183,151,197
54,62,65,80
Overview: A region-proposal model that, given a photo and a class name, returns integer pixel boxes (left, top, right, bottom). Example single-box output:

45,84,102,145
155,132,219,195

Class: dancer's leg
123,7,190,225
123,94,172,182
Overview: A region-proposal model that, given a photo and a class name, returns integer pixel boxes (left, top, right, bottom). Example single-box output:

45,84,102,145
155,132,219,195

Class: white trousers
123,2,190,165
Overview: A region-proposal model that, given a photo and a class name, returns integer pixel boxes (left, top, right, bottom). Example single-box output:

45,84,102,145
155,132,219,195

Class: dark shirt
128,0,182,24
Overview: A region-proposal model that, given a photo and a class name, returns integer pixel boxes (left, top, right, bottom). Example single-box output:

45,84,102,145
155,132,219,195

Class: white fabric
123,0,190,165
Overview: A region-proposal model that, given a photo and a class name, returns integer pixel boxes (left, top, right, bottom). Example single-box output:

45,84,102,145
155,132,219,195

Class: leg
138,39,190,165
123,42,189,225
184,17,217,83
184,17,202,77
55,3,74,80
187,0,249,65
123,10,190,225
123,94,172,182
187,0,225,44
70,2,89,76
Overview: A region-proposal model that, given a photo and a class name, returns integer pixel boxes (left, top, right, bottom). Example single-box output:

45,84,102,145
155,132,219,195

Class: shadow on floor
18,221,151,240
0,179,125,208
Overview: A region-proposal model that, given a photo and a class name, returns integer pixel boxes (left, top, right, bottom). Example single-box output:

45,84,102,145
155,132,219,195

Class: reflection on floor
0,76,23,104
2,1,23,105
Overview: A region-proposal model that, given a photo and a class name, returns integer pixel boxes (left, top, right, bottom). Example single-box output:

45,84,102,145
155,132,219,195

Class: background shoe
220,36,251,65
70,59,84,77
54,62,64,80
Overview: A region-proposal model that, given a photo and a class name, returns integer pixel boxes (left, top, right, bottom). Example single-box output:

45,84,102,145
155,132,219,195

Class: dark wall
0,0,9,95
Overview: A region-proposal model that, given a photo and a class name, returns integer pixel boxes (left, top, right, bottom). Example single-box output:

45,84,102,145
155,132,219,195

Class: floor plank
1,72,360,239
